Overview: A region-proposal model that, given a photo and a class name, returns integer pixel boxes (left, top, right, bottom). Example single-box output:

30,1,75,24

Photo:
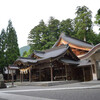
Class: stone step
6,80,78,87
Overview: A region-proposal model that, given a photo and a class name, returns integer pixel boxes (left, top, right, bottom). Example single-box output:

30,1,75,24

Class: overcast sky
0,0,100,48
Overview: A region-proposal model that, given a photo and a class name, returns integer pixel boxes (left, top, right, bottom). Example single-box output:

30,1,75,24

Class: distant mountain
20,45,30,56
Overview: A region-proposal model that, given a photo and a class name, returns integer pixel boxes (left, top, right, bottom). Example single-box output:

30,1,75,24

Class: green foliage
48,17,60,41
28,20,48,51
60,18,74,36
95,9,100,31
20,45,30,56
28,6,100,52
22,49,31,57
28,17,60,51
0,20,20,73
96,33,100,44
94,9,100,44
74,6,92,41
22,51,27,57
86,30,98,45
95,9,100,25
6,20,20,65
0,29,6,72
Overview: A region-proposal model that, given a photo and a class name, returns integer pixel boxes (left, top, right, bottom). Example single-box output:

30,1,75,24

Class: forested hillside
20,45,30,56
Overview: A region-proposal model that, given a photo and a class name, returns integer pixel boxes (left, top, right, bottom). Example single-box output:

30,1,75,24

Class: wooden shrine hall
8,33,97,82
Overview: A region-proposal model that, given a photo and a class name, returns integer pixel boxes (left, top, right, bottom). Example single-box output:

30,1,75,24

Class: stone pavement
0,80,100,100
5,80,100,89
0,92,57,100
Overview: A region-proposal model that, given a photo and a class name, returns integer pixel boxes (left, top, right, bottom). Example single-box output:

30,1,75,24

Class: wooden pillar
83,67,85,81
65,65,67,80
91,65,93,80
50,66,53,81
22,73,23,82
8,68,9,81
91,59,97,80
20,73,22,82
39,69,41,81
11,70,14,86
20,69,23,82
61,66,63,76
91,64,97,80
29,68,32,82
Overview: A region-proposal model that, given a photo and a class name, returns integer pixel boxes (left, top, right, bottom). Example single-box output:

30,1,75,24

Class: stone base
0,81,6,88
0,74,6,88
6,80,78,86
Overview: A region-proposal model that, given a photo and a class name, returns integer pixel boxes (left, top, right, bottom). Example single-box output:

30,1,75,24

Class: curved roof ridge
44,44,66,52
53,33,93,48
80,43,100,59
61,33,93,45
34,44,69,58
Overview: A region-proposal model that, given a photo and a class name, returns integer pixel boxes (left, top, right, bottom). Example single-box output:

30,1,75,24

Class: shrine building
8,33,100,82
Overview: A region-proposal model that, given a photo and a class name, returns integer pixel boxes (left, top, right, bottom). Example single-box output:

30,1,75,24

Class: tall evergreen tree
28,25,42,51
60,18,74,36
48,17,60,43
28,17,60,52
28,20,48,51
0,29,7,73
95,9,100,31
93,9,100,44
74,6,92,41
39,20,49,50
6,20,20,65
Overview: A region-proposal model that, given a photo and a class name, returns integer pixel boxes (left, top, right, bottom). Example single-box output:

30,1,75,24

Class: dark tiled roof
80,43,100,59
60,58,92,66
16,44,92,67
53,33,93,48
34,45,68,58
78,59,91,67
16,58,37,63
15,44,79,64
8,65,19,69
60,58,79,65
16,45,69,64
